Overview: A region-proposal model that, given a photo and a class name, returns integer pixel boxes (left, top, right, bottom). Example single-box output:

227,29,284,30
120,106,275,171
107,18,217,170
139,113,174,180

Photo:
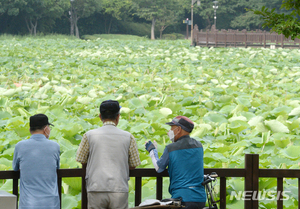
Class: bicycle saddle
161,197,182,206
161,197,182,202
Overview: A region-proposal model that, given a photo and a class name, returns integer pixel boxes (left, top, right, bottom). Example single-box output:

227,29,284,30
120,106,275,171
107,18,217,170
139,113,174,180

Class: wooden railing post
277,177,283,209
263,31,266,48
219,177,226,209
234,30,236,47
298,179,300,209
245,154,252,209
57,172,62,209
135,177,142,206
156,176,163,200
82,164,87,209
13,173,19,209
252,155,259,209
224,31,227,47
245,154,259,209
215,29,218,47
244,30,247,48
13,175,19,197
206,30,208,47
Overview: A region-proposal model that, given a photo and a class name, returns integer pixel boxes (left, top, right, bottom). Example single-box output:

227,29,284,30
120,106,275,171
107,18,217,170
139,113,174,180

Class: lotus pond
1,36,300,208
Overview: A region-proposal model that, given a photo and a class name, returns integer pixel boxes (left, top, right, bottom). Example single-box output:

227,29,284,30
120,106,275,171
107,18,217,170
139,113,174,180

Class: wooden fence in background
1,154,300,209
192,25,300,48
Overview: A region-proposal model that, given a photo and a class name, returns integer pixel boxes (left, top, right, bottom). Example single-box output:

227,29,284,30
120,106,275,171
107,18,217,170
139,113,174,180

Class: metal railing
1,154,300,209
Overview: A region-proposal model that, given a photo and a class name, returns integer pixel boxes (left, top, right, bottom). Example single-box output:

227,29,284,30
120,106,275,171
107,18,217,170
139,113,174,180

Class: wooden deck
192,25,300,48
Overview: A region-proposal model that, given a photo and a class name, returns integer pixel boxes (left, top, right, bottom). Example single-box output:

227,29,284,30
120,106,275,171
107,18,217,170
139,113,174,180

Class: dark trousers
181,202,206,209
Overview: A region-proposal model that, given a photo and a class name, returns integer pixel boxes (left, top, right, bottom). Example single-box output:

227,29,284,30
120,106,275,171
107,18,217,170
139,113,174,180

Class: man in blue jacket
145,116,206,209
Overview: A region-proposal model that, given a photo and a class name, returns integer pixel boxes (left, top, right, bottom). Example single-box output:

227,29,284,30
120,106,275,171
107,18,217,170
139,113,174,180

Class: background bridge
192,25,300,48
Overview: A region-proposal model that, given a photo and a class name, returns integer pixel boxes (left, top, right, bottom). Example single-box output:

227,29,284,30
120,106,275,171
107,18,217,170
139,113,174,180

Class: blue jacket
154,135,206,203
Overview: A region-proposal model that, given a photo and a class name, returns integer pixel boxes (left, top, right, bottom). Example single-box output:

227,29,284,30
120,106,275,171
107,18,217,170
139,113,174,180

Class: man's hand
145,140,156,153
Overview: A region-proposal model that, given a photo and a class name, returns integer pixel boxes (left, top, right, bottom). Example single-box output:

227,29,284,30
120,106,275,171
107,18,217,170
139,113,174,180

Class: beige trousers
88,192,128,209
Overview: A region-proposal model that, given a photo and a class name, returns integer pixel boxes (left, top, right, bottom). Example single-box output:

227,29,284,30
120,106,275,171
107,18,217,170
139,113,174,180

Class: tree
180,0,238,30
0,0,26,16
190,0,262,30
133,0,183,40
229,0,267,30
1,0,288,36
0,0,67,35
101,0,134,34
68,0,102,38
253,0,298,39
180,0,281,31
156,0,183,39
18,0,68,36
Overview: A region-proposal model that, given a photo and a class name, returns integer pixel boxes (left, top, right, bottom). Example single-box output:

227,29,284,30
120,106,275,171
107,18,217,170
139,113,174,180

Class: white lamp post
213,1,218,29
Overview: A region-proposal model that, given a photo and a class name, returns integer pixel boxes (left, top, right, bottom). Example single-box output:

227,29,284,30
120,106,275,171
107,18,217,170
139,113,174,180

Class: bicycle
140,172,220,209
202,172,219,209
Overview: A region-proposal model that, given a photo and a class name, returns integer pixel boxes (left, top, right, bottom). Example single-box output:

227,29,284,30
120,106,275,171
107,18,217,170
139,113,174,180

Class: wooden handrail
1,154,300,209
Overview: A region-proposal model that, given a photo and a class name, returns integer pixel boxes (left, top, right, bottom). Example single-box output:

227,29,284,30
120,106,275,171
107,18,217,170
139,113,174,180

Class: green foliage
133,0,184,39
81,34,147,40
117,21,152,37
102,0,134,20
1,37,300,208
0,0,26,16
162,33,185,40
22,0,69,22
17,0,70,35
0,34,77,40
0,0,289,36
180,0,283,30
71,0,102,19
230,10,264,30
252,0,300,39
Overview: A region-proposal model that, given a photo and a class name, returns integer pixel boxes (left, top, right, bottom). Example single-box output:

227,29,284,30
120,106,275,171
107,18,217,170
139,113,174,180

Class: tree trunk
75,20,79,38
104,18,107,34
151,17,156,40
159,25,168,39
108,18,113,34
33,19,37,36
160,29,162,39
25,18,33,35
25,18,38,36
69,4,80,38
74,12,79,38
206,15,211,30
70,15,74,36
70,2,77,37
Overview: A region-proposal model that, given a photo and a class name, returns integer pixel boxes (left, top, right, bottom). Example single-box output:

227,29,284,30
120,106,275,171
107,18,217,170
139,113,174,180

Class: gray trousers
181,202,206,209
88,192,128,209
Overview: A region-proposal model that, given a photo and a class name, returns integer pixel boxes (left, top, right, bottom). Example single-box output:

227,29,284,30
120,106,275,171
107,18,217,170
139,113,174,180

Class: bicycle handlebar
202,172,218,186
